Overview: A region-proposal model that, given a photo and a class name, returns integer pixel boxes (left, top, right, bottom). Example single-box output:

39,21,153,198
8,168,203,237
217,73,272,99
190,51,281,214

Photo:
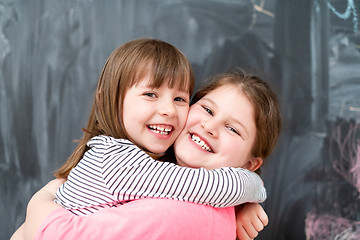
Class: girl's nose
158,100,176,117
200,119,218,137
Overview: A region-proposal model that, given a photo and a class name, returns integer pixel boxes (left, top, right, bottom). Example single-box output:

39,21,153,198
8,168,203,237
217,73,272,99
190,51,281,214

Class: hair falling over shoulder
54,38,194,178
54,107,101,178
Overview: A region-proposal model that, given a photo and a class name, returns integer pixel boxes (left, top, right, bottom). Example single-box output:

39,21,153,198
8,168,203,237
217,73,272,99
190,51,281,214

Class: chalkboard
1,0,359,239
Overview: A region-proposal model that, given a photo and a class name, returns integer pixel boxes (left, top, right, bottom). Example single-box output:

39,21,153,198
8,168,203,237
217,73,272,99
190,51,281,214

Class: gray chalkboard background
1,0,360,239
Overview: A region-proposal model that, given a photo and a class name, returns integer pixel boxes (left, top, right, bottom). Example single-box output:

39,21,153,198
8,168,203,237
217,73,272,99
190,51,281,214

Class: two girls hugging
12,38,281,240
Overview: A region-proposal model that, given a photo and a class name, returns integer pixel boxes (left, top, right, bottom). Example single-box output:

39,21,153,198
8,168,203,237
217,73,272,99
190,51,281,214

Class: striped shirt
55,135,266,216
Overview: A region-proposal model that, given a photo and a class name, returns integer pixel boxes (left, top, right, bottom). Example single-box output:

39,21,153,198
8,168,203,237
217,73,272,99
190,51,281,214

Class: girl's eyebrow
200,97,216,106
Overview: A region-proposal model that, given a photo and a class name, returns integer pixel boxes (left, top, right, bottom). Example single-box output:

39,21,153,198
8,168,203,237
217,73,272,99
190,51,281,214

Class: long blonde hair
55,38,194,178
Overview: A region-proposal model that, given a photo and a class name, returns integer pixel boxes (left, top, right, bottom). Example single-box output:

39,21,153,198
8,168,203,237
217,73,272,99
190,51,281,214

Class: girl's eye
227,126,240,136
144,92,157,98
174,97,187,102
202,106,213,116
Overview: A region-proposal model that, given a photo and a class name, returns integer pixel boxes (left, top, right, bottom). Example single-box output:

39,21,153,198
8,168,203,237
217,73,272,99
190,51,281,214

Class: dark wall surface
1,0,360,239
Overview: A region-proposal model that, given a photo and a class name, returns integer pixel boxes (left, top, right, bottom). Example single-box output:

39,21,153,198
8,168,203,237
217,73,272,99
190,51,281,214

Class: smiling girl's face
174,84,262,170
123,74,190,154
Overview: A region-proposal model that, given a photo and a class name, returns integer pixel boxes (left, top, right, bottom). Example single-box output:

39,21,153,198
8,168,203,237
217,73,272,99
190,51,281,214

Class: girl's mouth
190,133,214,153
148,124,173,135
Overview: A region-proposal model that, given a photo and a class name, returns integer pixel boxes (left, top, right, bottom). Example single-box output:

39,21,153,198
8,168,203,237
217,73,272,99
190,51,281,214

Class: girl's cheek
180,107,190,124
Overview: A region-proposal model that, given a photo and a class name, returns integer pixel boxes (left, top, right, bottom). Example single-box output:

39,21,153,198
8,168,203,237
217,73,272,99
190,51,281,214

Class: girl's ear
244,157,263,172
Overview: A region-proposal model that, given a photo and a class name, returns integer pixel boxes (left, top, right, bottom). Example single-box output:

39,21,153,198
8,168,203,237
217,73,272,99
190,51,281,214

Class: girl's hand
235,203,268,239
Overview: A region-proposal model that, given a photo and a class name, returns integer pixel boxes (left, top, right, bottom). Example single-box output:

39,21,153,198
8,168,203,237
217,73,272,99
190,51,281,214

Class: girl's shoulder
87,135,135,149
86,136,151,161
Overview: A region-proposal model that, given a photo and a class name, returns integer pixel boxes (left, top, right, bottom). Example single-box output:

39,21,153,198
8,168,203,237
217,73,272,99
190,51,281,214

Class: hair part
55,38,194,178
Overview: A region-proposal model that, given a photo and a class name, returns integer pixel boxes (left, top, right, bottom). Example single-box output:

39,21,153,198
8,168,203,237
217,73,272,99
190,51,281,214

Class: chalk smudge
329,119,360,194
305,210,360,240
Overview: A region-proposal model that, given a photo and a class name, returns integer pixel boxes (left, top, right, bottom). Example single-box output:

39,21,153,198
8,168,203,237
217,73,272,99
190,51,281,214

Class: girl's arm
235,203,268,239
103,138,266,207
10,223,25,240
24,179,65,240
10,179,65,240
56,136,265,212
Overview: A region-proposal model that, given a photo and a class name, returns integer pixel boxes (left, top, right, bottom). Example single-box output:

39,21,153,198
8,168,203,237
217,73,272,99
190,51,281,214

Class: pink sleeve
35,199,236,240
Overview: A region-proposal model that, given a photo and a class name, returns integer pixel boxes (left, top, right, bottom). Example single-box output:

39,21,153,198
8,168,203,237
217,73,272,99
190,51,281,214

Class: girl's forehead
206,84,242,98
200,85,251,113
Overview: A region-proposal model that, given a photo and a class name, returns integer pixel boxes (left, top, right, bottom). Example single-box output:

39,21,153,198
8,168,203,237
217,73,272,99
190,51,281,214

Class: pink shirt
35,198,236,240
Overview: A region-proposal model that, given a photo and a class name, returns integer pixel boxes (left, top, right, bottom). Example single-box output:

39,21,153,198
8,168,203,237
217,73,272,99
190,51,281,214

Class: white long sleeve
55,135,266,215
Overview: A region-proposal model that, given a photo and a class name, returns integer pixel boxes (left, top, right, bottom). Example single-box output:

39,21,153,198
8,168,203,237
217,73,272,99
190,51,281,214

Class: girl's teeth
191,134,212,152
149,125,172,135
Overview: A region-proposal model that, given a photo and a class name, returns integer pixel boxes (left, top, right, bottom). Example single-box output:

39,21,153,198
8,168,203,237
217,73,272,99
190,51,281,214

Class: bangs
149,60,193,95
127,45,194,96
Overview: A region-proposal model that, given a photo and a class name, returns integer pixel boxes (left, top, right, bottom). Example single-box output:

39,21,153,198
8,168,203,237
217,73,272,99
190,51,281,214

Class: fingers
236,225,254,240
237,218,259,239
246,227,259,239
251,217,265,233
235,203,269,239
257,206,269,227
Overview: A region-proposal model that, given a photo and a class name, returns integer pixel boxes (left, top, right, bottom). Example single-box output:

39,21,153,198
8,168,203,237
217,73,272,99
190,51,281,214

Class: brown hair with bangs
191,69,281,174
55,38,194,178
